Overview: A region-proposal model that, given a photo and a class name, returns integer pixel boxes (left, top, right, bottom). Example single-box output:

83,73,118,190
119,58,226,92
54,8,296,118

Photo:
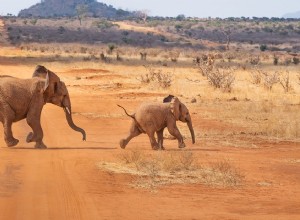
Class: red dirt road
0,68,300,219
0,96,300,220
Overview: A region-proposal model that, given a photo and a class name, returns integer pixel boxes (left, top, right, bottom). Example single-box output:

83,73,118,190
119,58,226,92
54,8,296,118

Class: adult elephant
118,95,195,150
0,65,86,148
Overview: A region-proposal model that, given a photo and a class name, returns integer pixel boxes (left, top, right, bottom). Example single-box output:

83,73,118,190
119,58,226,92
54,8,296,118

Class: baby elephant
118,95,195,150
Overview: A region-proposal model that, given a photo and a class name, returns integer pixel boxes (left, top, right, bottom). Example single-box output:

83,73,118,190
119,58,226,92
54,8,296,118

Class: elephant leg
1,106,19,147
3,120,19,147
167,123,185,149
26,115,47,149
148,131,159,150
156,129,165,150
120,122,141,149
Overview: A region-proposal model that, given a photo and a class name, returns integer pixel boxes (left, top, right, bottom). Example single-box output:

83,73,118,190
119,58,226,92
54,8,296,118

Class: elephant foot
34,142,47,149
6,138,19,147
179,142,186,149
120,139,126,149
152,145,160,151
158,145,165,150
26,132,34,143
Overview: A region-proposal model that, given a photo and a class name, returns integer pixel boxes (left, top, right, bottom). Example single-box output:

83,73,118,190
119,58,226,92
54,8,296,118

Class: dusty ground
0,45,300,220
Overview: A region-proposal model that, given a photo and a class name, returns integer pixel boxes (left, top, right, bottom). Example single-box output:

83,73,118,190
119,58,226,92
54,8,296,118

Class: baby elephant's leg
156,128,165,150
148,131,159,150
1,107,19,147
120,121,141,149
167,123,185,149
3,120,19,147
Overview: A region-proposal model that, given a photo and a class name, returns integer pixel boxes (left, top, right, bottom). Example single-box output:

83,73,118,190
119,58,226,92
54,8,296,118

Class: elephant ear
32,65,61,101
170,97,181,120
32,65,60,82
163,94,175,103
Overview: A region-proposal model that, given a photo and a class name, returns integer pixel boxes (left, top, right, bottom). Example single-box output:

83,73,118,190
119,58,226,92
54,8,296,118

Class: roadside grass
97,150,244,191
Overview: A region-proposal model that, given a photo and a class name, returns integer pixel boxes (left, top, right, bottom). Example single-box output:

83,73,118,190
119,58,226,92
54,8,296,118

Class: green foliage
92,20,118,30
76,4,88,25
122,37,133,44
58,26,65,34
292,57,299,65
159,35,168,42
273,56,279,65
260,44,267,51
176,14,185,21
175,24,183,32
107,44,116,54
30,19,38,25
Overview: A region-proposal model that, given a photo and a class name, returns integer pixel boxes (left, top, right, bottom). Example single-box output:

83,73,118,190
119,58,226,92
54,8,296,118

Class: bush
202,66,235,92
273,55,279,65
30,19,38,25
260,44,267,51
58,26,65,34
249,56,260,65
279,71,292,93
263,71,280,91
107,44,116,54
137,66,173,88
249,67,264,84
283,58,292,66
93,20,118,30
292,57,299,65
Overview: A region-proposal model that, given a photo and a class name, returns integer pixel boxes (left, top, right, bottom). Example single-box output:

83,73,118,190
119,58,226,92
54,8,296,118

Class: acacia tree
76,4,88,25
222,28,232,50
136,9,150,22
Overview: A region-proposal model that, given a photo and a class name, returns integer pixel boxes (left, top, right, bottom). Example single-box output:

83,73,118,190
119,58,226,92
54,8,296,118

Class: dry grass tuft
204,160,244,187
98,151,244,191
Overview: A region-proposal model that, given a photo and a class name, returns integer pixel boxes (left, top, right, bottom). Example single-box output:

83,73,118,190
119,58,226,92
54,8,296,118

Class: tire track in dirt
0,103,92,219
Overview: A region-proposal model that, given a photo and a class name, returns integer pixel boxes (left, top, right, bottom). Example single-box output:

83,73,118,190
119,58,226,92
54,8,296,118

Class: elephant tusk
65,107,71,115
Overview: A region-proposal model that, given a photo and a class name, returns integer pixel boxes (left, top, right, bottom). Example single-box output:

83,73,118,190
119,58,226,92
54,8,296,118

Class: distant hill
283,10,300,18
18,0,133,18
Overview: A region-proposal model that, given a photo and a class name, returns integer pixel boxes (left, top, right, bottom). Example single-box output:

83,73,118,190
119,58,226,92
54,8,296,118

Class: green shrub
30,19,38,25
260,44,267,51
292,57,299,65
273,56,279,65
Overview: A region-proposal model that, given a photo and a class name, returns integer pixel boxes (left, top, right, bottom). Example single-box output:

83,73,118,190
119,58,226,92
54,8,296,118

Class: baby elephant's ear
169,97,181,120
31,80,47,94
32,65,48,78
44,72,49,91
163,94,175,103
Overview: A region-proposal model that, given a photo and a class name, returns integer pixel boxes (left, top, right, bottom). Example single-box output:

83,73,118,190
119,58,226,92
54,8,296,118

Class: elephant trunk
63,96,86,141
187,118,195,144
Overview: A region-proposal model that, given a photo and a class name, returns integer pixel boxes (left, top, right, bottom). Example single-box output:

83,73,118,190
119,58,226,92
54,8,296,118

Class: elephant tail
117,105,135,119
117,105,145,133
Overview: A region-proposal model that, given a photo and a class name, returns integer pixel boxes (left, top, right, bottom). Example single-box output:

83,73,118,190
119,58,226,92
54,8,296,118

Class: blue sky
0,0,299,17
